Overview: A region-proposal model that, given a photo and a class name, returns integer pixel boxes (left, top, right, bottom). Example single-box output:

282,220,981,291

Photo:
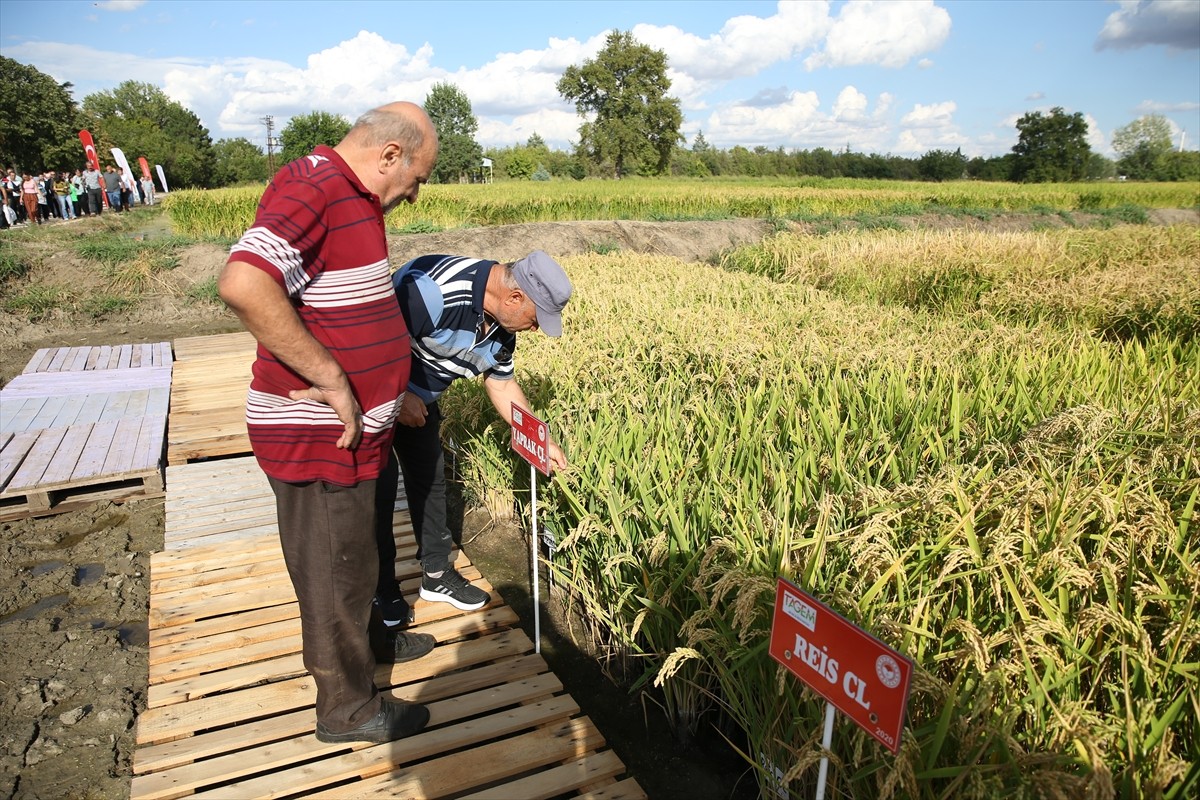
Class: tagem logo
782,590,817,632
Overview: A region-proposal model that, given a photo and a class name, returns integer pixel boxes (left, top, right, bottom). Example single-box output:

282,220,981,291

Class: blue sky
2,0,1198,158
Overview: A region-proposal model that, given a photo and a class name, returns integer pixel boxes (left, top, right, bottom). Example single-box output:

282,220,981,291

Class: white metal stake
815,701,835,800
529,463,541,654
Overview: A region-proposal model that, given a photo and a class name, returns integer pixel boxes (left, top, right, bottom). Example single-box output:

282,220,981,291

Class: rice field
161,178,1200,237
439,225,1199,799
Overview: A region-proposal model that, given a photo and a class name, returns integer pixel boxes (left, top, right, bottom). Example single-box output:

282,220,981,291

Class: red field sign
768,578,913,753
510,403,550,476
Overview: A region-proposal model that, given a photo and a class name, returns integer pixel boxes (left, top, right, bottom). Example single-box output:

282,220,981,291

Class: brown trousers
268,476,382,732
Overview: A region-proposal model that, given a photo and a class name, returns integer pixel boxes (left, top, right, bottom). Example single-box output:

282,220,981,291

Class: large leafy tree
83,81,215,187
557,30,683,178
1011,107,1092,182
279,111,350,165
918,148,967,181
0,57,84,172
423,82,482,184
213,137,269,187
1112,114,1173,180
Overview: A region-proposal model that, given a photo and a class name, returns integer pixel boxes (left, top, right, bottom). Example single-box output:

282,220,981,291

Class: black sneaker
371,630,436,664
374,594,414,629
419,566,489,611
315,699,430,744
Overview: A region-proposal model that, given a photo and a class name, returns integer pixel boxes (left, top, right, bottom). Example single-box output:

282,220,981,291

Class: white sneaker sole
419,587,487,611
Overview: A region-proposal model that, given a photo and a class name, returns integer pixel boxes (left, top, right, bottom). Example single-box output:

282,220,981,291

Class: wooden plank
95,345,112,370
131,414,166,474
132,683,576,799
69,347,91,371
139,627,534,738
35,424,93,486
46,348,69,372
73,392,110,426
576,778,650,800
99,391,132,422
461,750,626,800
84,347,102,371
49,394,88,429
148,602,516,689
117,344,133,369
21,348,54,374
301,717,606,800
3,396,46,433
0,396,33,433
101,416,143,476
26,395,66,430
3,427,68,492
71,419,119,481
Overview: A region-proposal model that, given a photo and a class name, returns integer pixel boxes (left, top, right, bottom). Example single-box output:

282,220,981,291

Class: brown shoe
315,699,430,744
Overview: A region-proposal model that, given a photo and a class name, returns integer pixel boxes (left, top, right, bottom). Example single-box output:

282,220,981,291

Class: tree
1011,107,1092,182
1112,114,1173,180
83,81,215,187
918,148,967,181
504,148,537,180
279,111,350,165
0,57,83,172
213,137,269,186
557,30,683,178
423,83,482,184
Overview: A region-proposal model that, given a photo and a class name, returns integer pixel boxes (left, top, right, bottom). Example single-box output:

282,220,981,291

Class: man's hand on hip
289,381,363,449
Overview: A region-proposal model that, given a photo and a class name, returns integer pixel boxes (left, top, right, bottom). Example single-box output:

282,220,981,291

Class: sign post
768,578,913,799
510,402,551,653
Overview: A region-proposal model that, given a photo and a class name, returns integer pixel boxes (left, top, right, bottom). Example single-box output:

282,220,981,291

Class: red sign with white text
768,578,913,753
510,403,550,476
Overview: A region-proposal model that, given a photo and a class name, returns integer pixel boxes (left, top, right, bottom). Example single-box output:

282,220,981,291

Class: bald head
343,102,436,153
336,101,439,212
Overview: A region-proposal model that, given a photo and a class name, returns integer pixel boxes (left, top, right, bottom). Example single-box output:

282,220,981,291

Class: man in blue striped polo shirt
376,251,572,625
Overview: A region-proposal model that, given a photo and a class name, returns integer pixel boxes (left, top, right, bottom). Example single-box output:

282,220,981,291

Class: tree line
2,32,1196,190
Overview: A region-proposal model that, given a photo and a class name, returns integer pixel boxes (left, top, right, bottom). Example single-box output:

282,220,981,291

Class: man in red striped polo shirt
218,101,439,745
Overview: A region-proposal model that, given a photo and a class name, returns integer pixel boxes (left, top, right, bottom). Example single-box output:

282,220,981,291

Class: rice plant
440,243,1199,799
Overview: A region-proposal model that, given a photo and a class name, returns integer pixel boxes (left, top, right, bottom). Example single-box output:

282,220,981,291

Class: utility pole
261,115,277,175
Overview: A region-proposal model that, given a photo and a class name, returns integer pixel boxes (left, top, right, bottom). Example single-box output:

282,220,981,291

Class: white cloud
832,86,868,121
805,0,951,70
701,88,897,152
1027,91,1046,101
94,0,146,11
1136,99,1200,112
901,101,956,128
917,58,934,68
1096,0,1200,51
632,0,832,90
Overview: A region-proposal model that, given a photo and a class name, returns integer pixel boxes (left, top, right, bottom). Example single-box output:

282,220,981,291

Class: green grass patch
186,277,221,305
393,220,444,235
3,285,74,320
81,293,135,318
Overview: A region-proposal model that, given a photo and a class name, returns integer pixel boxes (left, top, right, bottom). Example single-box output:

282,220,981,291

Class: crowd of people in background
1,163,155,230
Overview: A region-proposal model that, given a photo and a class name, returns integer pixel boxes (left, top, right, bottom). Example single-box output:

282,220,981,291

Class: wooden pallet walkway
0,342,171,520
133,455,644,799
166,331,256,466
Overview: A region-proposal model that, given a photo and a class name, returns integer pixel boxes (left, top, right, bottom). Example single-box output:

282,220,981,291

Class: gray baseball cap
511,250,572,337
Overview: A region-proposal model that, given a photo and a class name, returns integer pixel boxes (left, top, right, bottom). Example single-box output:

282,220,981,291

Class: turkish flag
79,130,101,171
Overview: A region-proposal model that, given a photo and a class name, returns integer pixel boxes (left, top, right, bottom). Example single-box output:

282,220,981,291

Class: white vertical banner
110,147,137,188
155,165,170,194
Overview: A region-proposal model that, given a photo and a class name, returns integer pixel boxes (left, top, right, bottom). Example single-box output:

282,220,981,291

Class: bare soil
1,207,1196,800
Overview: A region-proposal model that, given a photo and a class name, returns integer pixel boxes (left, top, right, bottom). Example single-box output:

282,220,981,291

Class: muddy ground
0,207,1196,800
